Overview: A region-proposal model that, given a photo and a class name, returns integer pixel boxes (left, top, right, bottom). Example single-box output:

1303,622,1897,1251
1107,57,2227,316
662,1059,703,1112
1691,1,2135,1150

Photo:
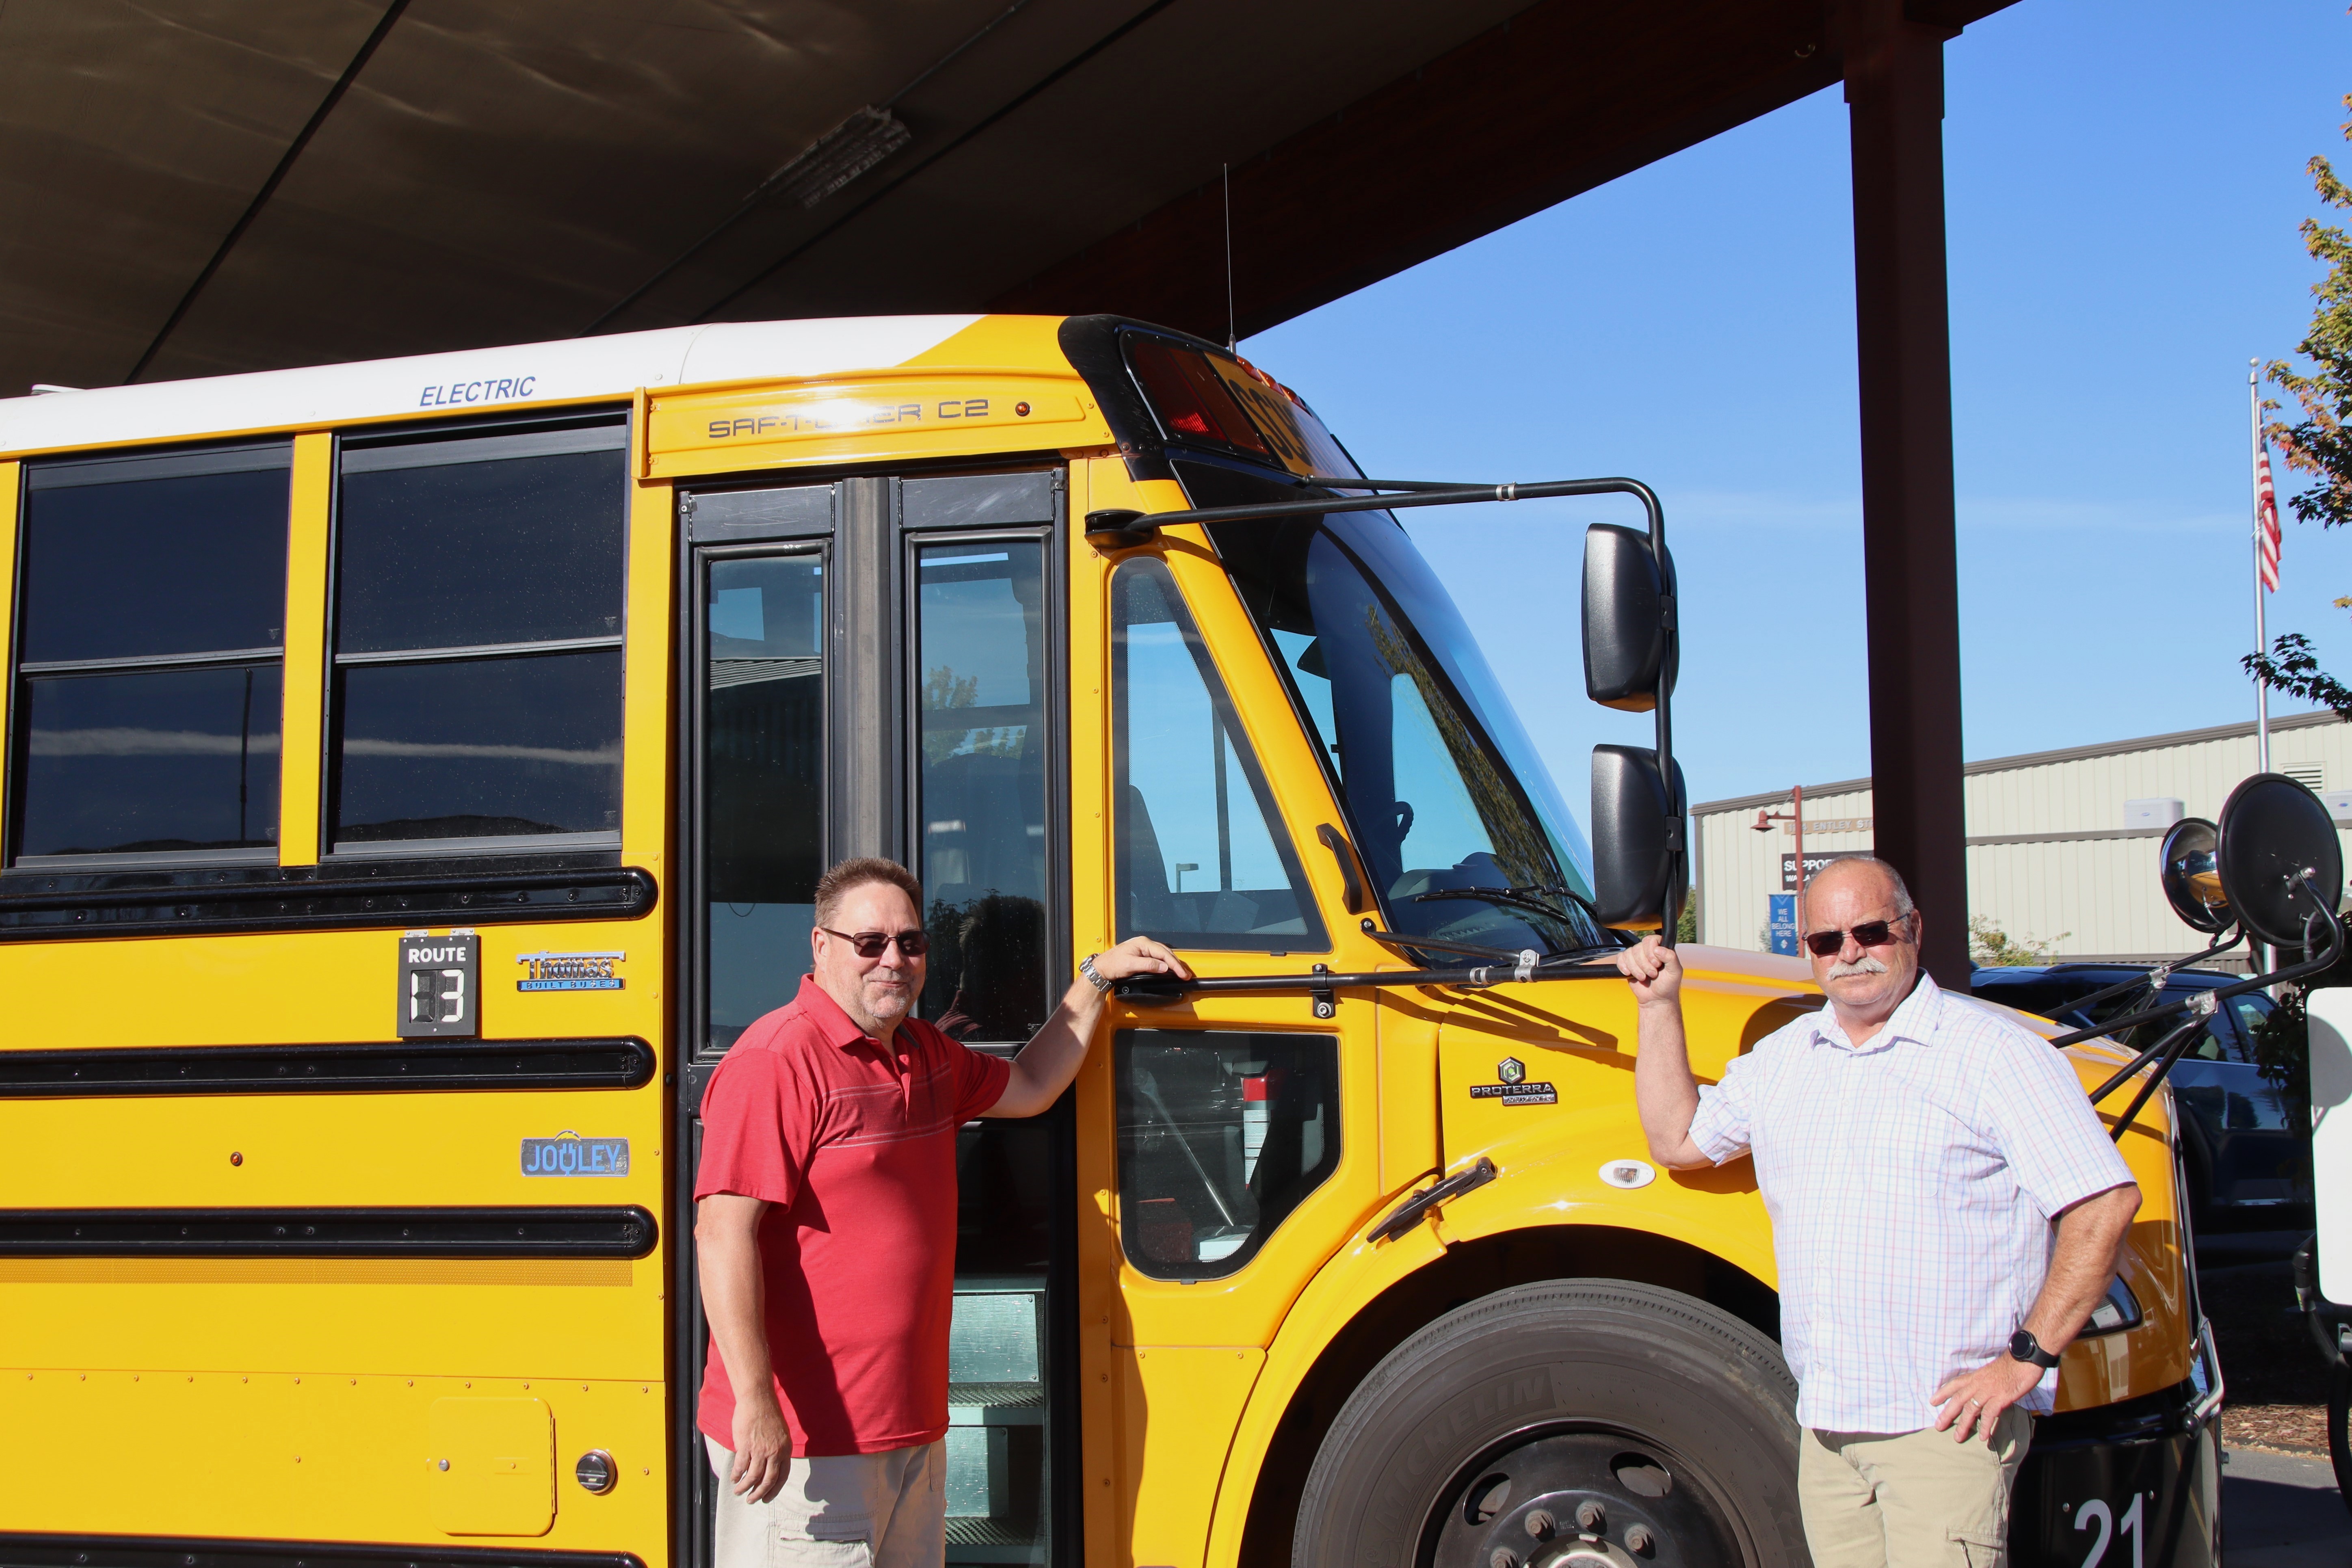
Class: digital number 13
409,967,467,1023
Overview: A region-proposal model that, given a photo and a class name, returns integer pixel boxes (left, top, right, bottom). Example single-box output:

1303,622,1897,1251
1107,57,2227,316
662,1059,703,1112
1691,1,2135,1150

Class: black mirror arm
2098,1010,2220,1144
1113,952,1629,1003
2056,874,2343,1051
2068,870,2344,1143
2056,926,2244,1023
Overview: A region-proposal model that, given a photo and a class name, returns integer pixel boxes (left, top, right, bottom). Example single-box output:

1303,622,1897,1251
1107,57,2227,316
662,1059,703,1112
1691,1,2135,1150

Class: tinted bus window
704,552,824,1048
11,444,289,865
917,539,1050,1042
329,419,626,852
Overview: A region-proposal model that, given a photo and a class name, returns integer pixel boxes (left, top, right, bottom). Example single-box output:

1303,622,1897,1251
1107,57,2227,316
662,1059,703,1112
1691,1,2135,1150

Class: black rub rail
0,865,656,941
0,1537,646,1568
0,1038,656,1097
0,1207,658,1258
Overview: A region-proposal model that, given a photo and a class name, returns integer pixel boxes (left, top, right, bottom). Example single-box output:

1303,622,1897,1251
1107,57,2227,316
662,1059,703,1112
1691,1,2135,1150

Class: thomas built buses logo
516,950,625,992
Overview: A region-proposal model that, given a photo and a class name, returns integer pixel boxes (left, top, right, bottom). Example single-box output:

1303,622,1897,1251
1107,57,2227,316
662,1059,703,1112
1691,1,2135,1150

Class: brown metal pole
1792,783,1805,906
1841,0,1970,991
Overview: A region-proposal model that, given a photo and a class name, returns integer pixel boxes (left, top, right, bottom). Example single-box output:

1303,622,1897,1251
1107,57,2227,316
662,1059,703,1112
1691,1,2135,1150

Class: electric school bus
0,315,2233,1568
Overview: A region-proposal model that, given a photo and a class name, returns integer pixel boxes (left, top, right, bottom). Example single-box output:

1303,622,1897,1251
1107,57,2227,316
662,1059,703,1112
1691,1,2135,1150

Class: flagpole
2252,358,2271,774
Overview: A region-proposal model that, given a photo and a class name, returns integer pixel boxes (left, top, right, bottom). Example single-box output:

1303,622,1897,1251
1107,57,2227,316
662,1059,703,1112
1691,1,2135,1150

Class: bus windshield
1209,511,1606,957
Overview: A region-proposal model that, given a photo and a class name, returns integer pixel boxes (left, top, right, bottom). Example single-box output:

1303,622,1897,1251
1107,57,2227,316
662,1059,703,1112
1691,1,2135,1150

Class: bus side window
1110,557,1326,952
10,443,290,866
328,418,627,853
1114,1029,1340,1278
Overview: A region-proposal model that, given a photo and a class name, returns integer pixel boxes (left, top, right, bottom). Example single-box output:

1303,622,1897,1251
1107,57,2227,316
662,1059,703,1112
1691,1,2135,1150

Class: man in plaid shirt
1616,856,2139,1568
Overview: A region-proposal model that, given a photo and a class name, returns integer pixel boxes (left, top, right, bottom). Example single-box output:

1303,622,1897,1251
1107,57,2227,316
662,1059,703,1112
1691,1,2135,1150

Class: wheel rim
1420,1426,1749,1568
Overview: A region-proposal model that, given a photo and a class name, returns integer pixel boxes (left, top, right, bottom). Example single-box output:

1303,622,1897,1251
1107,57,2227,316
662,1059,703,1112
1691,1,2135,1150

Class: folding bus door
676,469,1076,1568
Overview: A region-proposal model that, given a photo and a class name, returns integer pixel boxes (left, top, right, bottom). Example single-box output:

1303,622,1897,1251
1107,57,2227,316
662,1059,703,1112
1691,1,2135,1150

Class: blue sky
1244,0,2352,811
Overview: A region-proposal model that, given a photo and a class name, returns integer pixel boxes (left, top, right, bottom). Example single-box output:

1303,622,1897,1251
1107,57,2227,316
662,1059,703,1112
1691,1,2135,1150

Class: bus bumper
2010,1346,2224,1568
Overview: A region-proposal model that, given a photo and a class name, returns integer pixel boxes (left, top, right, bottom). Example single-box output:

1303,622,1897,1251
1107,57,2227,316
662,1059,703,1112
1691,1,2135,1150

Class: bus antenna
1224,162,1236,352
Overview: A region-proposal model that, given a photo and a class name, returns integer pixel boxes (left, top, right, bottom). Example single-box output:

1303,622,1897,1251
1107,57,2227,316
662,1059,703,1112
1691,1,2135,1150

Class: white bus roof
0,316,985,459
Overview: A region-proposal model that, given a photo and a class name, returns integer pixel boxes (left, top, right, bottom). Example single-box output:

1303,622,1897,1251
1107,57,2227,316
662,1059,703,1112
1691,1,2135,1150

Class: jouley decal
521,1131,630,1177
517,950,624,992
1469,1055,1558,1106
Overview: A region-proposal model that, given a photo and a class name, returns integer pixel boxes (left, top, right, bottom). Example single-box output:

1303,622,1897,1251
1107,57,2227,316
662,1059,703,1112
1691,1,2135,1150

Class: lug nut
1491,1552,1518,1568
1626,1525,1655,1555
1524,1510,1556,1539
1577,1501,1606,1533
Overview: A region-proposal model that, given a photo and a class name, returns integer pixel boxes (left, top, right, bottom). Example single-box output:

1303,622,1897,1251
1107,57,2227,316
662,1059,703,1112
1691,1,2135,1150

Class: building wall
1690,711,2352,962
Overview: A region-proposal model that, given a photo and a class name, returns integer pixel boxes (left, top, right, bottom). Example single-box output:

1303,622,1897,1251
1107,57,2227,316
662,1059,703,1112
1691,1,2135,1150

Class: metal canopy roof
0,0,2010,397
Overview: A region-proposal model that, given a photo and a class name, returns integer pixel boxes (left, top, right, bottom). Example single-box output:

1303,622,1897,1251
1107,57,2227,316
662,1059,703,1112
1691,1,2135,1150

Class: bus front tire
1292,1278,1807,1568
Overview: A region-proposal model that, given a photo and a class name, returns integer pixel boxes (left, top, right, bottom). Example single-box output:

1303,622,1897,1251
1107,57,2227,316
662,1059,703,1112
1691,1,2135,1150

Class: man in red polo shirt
696,855,1188,1568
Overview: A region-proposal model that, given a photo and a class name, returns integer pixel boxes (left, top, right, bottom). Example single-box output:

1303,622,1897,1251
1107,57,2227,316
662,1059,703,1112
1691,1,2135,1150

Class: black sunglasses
1801,915,1913,958
821,926,930,959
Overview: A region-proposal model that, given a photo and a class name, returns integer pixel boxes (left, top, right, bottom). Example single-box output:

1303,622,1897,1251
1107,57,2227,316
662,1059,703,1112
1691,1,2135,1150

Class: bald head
1800,855,1913,926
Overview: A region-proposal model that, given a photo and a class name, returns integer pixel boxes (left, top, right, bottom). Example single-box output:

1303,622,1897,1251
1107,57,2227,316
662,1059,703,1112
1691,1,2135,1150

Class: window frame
6,439,294,871
321,409,632,861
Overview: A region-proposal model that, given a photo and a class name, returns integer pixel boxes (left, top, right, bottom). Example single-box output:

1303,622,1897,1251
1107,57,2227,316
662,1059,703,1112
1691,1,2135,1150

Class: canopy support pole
1844,0,1971,989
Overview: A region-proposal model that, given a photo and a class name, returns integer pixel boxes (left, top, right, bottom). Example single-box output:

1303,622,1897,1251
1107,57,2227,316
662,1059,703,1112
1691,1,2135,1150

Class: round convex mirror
2158,817,2229,932
2215,773,2346,949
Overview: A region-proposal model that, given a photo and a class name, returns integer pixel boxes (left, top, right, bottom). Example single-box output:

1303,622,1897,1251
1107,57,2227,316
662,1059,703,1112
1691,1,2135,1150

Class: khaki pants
707,1435,947,1568
1798,1407,2032,1568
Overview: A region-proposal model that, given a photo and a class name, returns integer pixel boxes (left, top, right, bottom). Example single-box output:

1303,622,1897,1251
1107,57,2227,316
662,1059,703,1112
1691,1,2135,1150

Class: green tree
2250,85,2352,716
1966,914,2069,968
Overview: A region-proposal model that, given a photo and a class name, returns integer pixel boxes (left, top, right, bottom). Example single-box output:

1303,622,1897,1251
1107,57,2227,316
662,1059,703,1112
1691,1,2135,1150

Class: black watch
2009,1329,2061,1369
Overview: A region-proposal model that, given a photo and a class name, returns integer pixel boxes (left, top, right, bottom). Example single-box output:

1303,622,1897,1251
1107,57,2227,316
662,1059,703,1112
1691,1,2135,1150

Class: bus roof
0,315,1002,460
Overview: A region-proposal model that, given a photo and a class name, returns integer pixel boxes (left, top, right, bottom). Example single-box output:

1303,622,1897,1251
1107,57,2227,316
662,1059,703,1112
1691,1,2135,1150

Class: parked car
1970,962,2311,1264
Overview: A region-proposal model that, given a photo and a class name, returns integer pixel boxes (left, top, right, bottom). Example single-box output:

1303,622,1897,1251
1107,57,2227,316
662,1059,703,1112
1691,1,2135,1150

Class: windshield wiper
1410,885,1613,945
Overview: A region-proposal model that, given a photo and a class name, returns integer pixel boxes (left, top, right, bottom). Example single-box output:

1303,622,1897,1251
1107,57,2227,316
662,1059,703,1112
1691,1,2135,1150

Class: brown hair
814,856,924,927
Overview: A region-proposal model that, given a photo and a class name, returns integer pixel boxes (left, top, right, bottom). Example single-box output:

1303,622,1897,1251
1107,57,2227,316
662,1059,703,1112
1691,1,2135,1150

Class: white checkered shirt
1688,972,2136,1433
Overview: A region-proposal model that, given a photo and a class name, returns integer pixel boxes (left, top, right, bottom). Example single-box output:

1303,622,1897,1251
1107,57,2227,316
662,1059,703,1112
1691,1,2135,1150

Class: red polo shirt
695,975,1011,1456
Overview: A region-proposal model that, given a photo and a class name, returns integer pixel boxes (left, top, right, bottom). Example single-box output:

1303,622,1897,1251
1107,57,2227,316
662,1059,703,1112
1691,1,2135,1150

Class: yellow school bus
0,315,2217,1568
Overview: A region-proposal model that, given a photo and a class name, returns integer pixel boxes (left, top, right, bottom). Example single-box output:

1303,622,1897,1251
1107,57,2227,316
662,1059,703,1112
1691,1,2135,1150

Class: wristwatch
2008,1329,2061,1369
1079,953,1112,993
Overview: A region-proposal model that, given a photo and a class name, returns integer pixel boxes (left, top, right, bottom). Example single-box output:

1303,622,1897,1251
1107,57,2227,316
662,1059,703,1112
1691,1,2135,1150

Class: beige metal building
1690,710,2352,965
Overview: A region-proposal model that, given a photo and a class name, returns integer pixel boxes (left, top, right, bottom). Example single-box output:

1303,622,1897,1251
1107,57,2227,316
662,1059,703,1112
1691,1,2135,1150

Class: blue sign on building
1768,893,1799,957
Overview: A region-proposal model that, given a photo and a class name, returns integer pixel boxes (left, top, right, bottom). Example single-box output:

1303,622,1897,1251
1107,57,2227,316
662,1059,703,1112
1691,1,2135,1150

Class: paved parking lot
2226,1447,2348,1566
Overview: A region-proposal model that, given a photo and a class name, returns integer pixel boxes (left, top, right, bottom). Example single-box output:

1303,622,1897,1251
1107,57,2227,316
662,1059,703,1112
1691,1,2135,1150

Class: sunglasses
821,926,930,959
1801,915,1912,958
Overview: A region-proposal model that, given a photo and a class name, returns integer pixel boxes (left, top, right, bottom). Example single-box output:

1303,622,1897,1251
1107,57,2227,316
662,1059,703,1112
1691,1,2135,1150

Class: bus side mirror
2213,772,2345,949
1590,744,1685,929
2157,817,2229,934
1582,523,1677,712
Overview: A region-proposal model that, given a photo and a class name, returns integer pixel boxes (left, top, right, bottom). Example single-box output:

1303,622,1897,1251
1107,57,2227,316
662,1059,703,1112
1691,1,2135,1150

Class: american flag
2257,441,2282,592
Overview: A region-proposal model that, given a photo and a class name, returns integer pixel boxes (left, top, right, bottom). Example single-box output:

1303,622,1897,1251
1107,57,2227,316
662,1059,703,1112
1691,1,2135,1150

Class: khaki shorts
707,1435,946,1568
1798,1406,2033,1568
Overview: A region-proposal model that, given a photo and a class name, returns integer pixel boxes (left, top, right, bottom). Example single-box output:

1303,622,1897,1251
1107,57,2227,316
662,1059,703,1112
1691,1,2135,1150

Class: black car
1970,963,2310,1264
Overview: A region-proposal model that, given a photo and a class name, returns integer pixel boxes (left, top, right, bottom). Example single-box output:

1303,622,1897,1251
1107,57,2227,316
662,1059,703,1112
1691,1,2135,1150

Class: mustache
1825,954,1890,980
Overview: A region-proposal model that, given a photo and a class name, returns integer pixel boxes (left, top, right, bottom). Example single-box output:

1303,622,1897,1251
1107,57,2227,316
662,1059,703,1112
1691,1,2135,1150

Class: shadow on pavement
2223,1449,2347,1566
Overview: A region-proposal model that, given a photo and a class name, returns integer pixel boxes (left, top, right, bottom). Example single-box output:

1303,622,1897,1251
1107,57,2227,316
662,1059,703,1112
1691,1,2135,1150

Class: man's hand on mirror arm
1617,937,1710,1170
989,937,1193,1117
